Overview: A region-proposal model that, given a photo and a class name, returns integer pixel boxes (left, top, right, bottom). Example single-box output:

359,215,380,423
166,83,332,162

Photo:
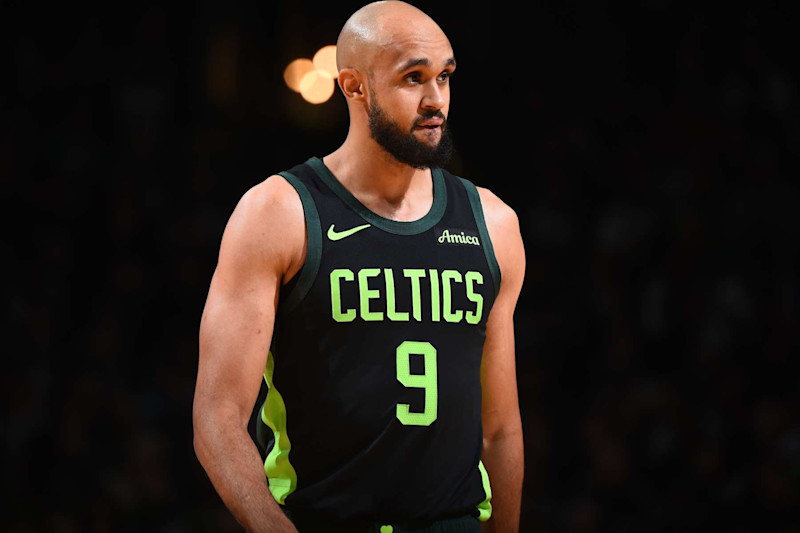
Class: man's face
368,89,454,170
365,38,456,169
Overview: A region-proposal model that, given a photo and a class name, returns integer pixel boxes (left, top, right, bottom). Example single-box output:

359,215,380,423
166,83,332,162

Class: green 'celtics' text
329,268,484,324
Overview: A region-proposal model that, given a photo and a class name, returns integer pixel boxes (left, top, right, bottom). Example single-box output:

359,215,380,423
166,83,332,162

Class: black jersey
256,156,501,524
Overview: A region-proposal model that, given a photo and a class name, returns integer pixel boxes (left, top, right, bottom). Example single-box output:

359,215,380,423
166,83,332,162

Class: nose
421,79,446,112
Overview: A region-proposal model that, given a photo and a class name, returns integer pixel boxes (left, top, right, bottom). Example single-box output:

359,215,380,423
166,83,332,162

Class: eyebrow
398,56,456,72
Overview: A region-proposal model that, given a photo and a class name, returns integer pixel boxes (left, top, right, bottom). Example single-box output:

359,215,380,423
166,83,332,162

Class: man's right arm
193,176,306,533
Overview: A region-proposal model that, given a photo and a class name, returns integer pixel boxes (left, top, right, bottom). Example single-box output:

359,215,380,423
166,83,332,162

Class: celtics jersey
257,156,501,524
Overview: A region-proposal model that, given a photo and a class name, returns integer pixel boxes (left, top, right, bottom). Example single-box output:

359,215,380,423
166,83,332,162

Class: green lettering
429,269,440,322
358,268,383,321
384,268,409,321
395,341,438,426
403,269,426,322
330,269,356,322
442,270,463,323
465,271,484,324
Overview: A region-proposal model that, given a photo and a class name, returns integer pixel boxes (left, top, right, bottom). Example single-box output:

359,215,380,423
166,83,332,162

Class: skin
193,2,525,532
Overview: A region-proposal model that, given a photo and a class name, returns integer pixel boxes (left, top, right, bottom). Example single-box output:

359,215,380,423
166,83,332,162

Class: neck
323,133,434,219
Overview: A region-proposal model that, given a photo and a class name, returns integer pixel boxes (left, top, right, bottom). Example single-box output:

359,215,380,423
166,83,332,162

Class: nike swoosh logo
327,223,371,241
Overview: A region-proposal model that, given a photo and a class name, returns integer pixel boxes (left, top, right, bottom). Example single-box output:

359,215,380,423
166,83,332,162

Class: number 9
395,341,438,426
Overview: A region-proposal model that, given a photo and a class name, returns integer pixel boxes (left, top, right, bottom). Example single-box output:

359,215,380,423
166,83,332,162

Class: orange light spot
313,45,338,79
299,70,335,104
283,58,315,93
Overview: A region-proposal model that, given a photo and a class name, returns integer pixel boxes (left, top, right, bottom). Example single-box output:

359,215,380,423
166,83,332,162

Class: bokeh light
299,70,335,104
283,58,315,93
284,45,337,103
313,45,338,79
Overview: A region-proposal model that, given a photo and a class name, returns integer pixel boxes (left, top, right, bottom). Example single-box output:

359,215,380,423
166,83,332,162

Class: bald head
336,1,450,75
332,0,457,167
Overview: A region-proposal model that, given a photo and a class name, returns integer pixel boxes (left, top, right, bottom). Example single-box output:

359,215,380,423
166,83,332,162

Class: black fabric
283,507,482,533
262,157,498,522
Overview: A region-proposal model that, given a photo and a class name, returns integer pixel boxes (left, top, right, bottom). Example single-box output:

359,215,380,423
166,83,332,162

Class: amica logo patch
436,227,480,246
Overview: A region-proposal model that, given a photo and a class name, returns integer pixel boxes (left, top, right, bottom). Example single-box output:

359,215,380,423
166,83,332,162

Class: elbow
192,397,220,468
192,399,247,466
483,424,524,450
482,427,525,470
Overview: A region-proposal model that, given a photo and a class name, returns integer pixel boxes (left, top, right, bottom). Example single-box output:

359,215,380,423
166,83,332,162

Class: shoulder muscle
216,174,306,286
475,186,525,302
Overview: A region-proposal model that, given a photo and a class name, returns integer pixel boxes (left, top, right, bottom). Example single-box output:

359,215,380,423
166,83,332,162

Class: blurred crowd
2,1,798,532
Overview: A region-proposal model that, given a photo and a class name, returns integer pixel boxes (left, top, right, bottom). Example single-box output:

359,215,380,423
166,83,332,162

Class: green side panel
261,351,298,504
277,171,322,316
459,177,502,300
476,460,493,521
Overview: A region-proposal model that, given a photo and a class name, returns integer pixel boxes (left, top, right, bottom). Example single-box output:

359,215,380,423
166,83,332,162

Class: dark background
3,0,799,531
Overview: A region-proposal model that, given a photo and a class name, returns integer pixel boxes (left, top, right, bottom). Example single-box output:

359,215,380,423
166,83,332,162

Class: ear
338,68,366,102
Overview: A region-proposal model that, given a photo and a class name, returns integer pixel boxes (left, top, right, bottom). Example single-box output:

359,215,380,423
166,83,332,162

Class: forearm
480,431,524,533
194,415,297,533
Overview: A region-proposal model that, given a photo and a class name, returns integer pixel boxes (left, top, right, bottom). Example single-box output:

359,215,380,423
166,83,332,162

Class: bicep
194,178,303,429
479,189,526,439
196,264,278,426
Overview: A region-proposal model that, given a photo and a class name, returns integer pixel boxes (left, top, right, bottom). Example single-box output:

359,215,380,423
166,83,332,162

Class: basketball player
193,2,525,532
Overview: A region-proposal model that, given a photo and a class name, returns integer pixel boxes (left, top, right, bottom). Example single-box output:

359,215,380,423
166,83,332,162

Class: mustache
413,110,447,128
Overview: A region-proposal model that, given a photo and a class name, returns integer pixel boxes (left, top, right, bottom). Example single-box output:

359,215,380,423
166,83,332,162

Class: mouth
415,115,445,130
416,119,443,130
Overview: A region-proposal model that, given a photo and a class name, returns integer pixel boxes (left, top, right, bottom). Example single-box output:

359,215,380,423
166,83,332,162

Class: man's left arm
477,187,526,533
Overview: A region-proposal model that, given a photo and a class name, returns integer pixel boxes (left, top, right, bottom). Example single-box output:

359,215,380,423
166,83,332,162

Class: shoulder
225,174,305,246
218,174,306,278
235,174,304,219
474,185,520,235
450,172,520,234
473,184,525,297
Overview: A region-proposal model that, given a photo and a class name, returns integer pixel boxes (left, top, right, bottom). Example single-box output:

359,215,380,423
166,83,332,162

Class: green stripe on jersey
261,351,297,503
476,460,493,521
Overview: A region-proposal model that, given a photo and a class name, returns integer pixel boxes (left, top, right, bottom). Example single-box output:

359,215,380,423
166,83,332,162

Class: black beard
367,97,455,170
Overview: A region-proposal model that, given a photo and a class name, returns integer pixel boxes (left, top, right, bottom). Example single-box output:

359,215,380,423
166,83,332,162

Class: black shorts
282,507,482,533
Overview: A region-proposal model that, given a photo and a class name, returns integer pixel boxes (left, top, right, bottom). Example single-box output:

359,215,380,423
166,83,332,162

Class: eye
405,71,422,83
437,71,451,82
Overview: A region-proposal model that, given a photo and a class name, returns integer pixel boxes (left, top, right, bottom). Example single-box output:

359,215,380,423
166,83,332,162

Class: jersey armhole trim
276,171,322,316
459,177,501,300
